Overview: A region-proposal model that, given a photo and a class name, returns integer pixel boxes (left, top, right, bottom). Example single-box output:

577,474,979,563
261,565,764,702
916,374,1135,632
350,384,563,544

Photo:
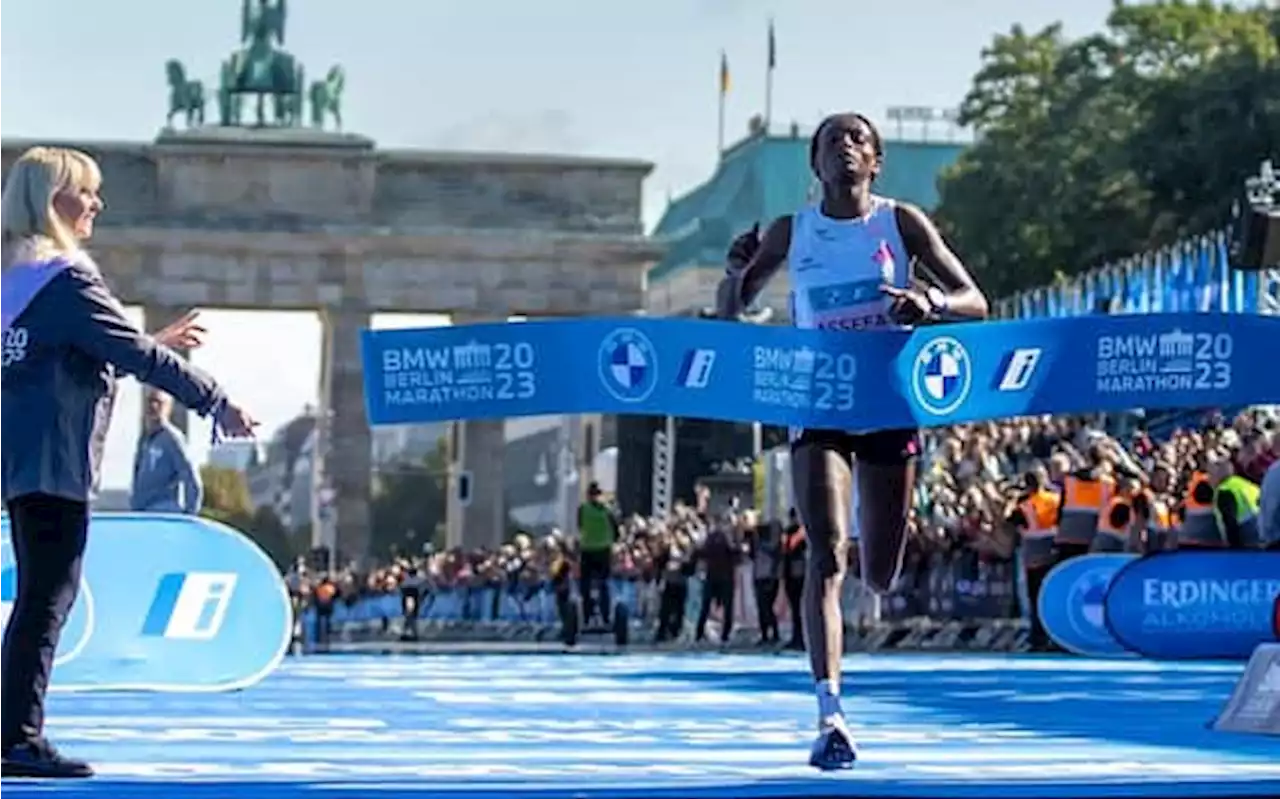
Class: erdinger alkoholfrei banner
1104,551,1280,660
360,313,1280,429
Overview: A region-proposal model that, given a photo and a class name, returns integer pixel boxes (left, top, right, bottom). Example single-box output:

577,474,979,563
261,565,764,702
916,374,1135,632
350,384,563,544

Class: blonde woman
0,146,257,779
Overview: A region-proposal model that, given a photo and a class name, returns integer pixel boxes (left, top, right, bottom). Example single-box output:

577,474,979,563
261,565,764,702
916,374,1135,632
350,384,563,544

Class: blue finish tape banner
1,513,290,692
360,313,1280,429
1105,551,1280,661
1038,554,1137,658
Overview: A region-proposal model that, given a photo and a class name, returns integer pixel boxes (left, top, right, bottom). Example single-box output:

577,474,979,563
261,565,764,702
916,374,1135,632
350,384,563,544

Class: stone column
445,314,507,551
449,418,506,550
321,304,374,561
141,303,192,436
444,423,463,550
557,414,584,538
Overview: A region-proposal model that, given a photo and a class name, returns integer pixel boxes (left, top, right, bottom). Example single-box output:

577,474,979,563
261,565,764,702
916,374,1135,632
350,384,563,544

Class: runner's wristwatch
925,286,950,317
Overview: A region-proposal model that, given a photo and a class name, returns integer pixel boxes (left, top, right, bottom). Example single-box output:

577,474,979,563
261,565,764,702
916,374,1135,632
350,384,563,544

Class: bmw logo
911,336,972,416
598,328,659,403
1067,569,1112,644
1036,554,1133,658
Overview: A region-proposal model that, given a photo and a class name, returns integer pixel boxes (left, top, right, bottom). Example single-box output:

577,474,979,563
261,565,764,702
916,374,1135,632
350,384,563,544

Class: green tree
199,465,295,569
936,1,1279,298
370,437,449,558
200,465,252,518
247,505,295,569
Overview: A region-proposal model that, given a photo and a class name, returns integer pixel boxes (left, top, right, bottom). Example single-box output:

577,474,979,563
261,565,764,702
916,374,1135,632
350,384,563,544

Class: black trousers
783,576,804,647
1,494,89,751
656,581,687,641
579,550,612,625
695,575,735,642
1024,563,1052,649
754,578,780,642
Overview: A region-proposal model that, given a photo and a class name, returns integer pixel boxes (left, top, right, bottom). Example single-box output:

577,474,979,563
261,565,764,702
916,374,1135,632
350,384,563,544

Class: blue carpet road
3,653,1279,798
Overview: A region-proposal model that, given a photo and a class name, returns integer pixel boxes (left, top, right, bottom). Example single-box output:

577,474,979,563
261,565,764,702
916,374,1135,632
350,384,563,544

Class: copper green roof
650,131,965,281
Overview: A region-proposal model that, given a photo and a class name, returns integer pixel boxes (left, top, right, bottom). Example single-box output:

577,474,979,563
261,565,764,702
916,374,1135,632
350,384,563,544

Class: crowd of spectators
912,408,1277,560
286,407,1280,644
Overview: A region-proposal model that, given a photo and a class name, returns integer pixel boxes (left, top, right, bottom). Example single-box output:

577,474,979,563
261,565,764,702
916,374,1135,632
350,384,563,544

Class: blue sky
1,0,1116,488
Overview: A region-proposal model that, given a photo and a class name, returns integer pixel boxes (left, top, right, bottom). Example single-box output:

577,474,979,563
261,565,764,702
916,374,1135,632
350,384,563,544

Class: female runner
715,112,989,770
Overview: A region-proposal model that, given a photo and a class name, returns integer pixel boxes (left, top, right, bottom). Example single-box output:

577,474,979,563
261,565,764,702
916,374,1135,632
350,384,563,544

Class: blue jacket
1,254,226,504
131,420,203,514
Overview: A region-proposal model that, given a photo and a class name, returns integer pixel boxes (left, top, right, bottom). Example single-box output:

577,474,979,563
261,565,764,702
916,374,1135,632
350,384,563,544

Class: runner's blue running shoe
809,714,858,771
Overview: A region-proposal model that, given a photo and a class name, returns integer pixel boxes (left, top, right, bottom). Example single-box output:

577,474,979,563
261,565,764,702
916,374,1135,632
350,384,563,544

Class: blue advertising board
1,513,290,691
1037,554,1137,658
1104,551,1280,660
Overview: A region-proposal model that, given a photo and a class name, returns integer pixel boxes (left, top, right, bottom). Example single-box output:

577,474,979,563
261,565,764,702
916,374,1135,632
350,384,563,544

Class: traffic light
1231,160,1279,270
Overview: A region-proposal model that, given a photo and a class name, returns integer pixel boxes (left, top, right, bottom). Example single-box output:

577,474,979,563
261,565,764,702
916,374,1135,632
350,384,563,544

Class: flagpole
718,50,728,155
718,89,726,155
764,72,773,133
765,20,776,131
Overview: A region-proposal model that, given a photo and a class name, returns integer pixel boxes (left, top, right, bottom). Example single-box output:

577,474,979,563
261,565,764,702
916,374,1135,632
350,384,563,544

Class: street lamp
533,453,550,487
534,430,581,533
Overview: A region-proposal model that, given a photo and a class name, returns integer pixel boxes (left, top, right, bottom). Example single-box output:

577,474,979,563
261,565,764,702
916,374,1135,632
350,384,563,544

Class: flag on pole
763,21,777,130
720,51,731,95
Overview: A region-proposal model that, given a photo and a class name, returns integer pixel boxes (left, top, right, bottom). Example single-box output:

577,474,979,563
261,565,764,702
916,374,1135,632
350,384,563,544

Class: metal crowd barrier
299,577,657,646
297,555,1027,652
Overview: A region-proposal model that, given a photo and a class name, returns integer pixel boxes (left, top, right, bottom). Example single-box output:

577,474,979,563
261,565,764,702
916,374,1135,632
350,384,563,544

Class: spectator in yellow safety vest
1207,452,1263,549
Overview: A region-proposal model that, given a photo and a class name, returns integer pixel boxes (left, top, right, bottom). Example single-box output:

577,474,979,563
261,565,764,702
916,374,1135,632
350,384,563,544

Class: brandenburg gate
0,1,659,556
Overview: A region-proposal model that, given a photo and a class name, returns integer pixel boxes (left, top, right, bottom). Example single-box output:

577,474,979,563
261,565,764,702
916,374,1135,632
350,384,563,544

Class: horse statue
218,59,242,126
221,48,303,127
273,64,306,126
164,59,206,128
309,66,346,130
